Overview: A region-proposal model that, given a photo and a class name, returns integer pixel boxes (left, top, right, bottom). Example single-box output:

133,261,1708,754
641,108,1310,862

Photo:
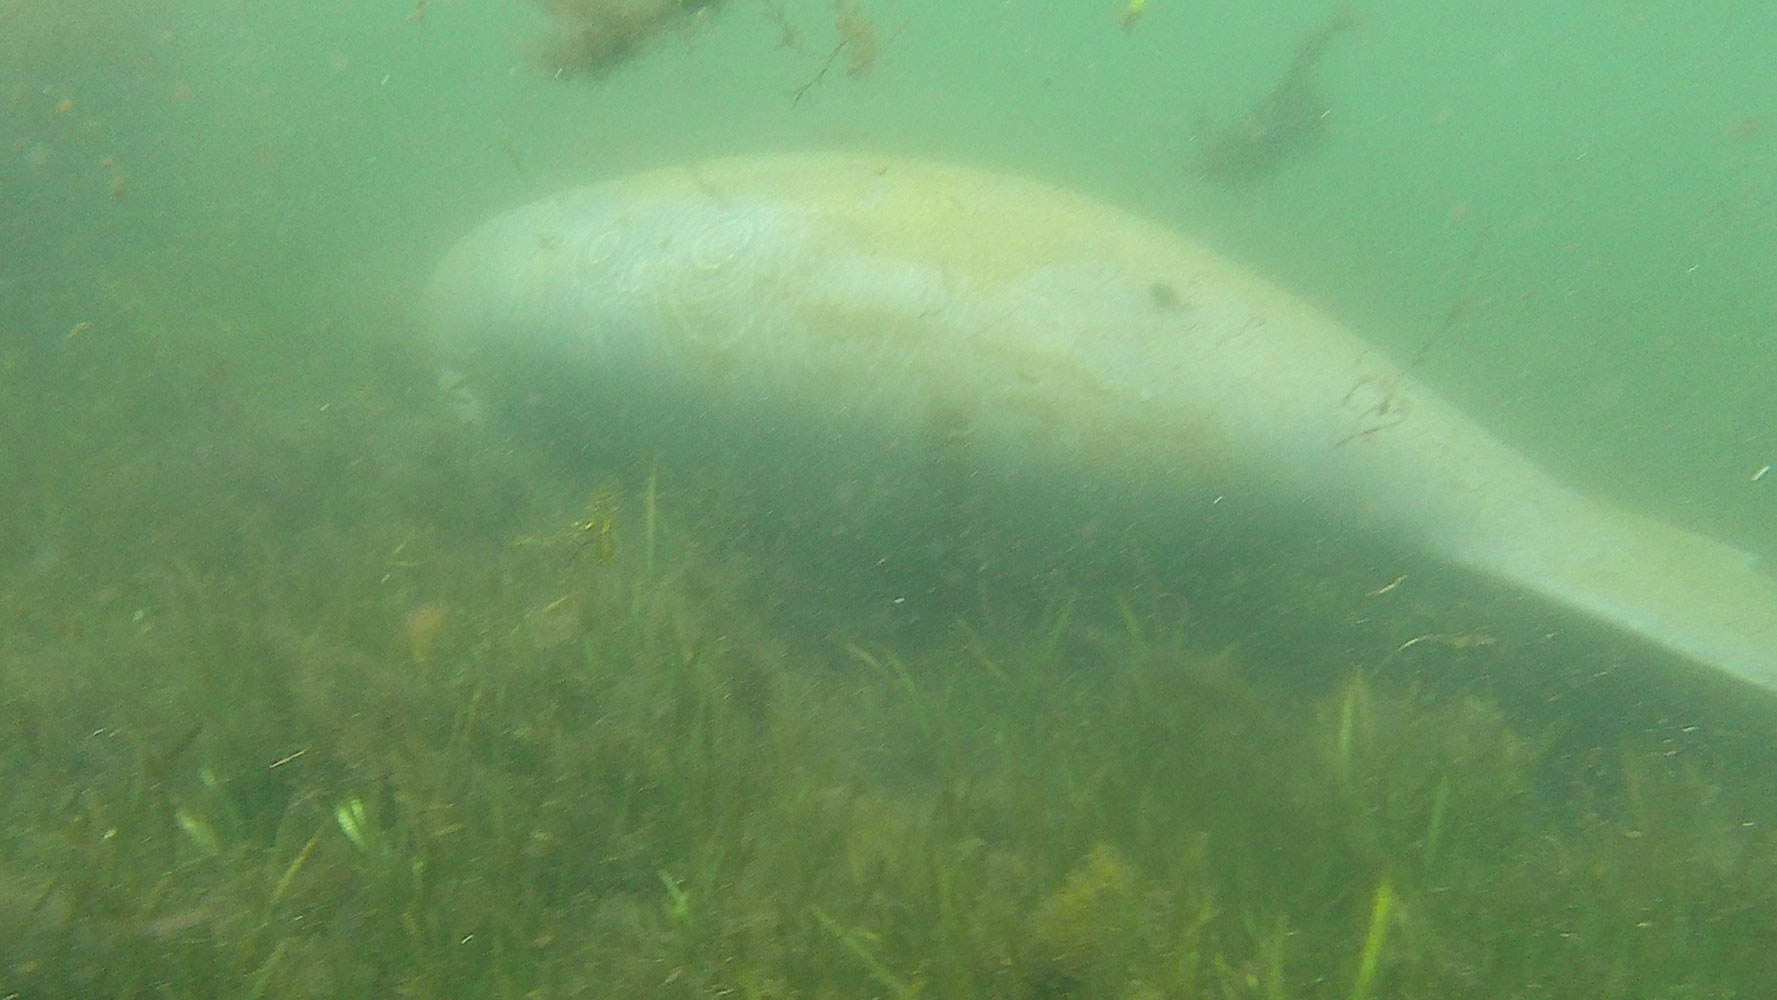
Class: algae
1,292,1775,999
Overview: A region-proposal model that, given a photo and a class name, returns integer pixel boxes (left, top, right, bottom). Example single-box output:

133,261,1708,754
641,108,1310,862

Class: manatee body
428,152,1777,693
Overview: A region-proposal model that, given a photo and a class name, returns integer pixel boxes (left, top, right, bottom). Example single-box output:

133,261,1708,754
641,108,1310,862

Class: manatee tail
1445,490,1777,692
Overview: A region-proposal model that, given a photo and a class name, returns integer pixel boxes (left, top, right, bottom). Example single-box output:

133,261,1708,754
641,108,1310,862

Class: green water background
6,0,1774,543
4,3,1777,996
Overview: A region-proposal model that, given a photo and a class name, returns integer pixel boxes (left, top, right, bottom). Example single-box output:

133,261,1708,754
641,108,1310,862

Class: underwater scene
3,1,1776,997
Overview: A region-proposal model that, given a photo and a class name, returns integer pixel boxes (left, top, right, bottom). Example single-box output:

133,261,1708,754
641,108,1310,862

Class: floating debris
1118,0,1148,34
1191,4,1362,185
533,0,728,79
788,1,891,105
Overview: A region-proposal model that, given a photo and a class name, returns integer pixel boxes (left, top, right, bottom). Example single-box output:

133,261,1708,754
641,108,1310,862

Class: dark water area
3,1,1776,997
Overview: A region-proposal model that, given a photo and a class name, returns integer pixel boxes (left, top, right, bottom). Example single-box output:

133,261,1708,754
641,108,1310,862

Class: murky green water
3,2,1775,997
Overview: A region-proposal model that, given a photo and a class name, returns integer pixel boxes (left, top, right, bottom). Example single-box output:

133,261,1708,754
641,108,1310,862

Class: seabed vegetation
2,315,1777,1000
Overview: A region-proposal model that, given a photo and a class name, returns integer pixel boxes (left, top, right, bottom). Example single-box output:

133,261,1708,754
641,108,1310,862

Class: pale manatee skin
427,152,1777,694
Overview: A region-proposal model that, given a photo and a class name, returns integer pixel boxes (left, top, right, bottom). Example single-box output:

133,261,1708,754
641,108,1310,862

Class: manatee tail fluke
1451,493,1777,692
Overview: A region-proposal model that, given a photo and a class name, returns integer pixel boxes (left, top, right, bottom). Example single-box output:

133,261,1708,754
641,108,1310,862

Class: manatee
428,152,1777,693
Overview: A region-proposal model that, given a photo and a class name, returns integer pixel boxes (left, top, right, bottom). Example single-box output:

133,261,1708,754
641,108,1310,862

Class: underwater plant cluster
1,312,1775,999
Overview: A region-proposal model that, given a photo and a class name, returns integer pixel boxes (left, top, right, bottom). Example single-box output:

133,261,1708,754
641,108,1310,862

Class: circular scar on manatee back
692,216,756,271
577,227,623,281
